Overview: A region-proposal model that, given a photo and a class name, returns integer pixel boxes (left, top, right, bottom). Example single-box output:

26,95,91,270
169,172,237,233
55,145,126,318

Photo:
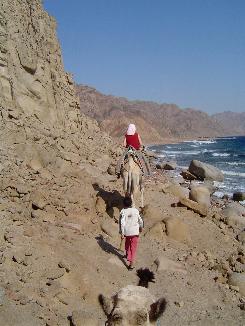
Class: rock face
0,0,78,126
0,2,116,325
189,160,224,182
0,0,114,167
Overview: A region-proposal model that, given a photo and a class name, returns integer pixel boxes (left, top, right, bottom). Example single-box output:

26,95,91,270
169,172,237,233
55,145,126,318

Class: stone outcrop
188,160,224,182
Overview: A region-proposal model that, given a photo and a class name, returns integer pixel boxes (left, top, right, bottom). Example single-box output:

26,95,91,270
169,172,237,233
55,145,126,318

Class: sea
149,136,245,202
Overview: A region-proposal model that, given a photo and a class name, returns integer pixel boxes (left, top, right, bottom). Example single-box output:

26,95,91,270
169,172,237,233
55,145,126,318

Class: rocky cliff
0,2,118,324
0,0,116,169
77,84,245,143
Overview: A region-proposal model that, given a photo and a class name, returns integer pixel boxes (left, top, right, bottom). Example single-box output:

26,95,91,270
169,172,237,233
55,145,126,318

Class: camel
121,151,144,208
99,268,166,325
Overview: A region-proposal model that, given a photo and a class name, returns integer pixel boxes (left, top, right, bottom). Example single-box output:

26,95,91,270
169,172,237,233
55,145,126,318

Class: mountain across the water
76,84,245,143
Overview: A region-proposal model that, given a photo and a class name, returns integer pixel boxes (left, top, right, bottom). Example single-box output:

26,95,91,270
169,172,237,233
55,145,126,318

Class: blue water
150,136,245,198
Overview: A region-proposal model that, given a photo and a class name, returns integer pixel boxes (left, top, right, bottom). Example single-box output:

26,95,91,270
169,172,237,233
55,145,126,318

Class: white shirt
120,207,144,236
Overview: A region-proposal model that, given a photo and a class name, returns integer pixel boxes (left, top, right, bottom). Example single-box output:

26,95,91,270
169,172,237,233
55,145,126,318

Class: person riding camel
116,123,151,178
123,123,142,150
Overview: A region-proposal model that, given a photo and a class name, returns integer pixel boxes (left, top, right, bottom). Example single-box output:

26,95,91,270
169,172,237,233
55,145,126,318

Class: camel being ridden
122,149,144,208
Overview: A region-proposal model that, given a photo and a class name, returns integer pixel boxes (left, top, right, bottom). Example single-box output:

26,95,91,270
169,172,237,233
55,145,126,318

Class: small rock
229,285,240,292
174,301,184,307
32,191,47,210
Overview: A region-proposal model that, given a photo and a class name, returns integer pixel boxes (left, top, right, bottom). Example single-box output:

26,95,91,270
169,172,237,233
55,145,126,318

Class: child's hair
123,197,132,208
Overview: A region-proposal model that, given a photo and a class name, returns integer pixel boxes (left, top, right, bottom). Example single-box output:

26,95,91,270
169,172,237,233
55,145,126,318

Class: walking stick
119,237,124,252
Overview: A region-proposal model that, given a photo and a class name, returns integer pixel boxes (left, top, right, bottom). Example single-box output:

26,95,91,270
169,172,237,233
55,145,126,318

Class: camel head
99,269,166,325
99,285,166,325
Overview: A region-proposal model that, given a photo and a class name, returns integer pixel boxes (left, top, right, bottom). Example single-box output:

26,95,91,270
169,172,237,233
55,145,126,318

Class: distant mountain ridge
76,84,245,143
212,111,245,136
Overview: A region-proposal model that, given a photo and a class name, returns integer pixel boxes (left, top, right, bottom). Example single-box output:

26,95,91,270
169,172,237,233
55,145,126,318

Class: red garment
125,133,140,150
125,235,139,263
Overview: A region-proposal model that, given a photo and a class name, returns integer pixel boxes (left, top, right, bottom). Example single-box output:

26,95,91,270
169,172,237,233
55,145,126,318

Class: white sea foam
213,191,227,198
222,170,245,177
227,162,245,166
165,150,200,155
212,153,230,157
219,137,236,140
157,154,166,158
178,165,189,170
191,140,217,145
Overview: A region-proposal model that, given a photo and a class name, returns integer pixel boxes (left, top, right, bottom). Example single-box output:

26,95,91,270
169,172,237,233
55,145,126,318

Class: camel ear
98,294,113,317
149,297,167,322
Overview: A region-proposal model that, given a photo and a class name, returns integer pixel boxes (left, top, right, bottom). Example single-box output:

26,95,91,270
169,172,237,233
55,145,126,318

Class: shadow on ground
95,235,128,268
93,183,124,218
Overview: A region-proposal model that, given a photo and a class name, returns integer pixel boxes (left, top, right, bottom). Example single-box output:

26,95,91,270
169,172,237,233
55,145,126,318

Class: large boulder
225,202,245,216
223,208,245,229
144,221,166,242
141,205,163,222
189,186,210,208
179,197,208,216
228,272,245,296
164,217,191,244
189,160,224,182
163,184,189,200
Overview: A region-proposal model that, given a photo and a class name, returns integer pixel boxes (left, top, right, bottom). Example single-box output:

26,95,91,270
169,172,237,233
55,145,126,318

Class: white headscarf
126,123,136,135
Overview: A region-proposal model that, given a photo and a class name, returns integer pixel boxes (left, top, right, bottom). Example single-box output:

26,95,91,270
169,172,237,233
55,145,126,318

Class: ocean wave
213,191,232,198
219,137,236,140
157,154,166,158
165,150,200,155
212,153,230,157
227,162,245,166
191,140,217,145
178,165,189,169
222,170,245,177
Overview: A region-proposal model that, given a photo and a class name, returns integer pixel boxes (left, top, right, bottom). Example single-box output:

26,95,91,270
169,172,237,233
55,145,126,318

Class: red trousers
125,235,139,263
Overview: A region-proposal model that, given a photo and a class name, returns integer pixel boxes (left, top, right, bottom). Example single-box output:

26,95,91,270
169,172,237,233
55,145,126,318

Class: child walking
119,197,144,270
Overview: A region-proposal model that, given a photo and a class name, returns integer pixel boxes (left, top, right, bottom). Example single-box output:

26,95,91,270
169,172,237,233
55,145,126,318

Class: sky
43,0,245,114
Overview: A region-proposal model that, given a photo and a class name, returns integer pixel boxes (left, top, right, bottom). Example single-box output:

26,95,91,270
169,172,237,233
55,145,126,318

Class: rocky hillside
76,85,229,143
212,111,245,136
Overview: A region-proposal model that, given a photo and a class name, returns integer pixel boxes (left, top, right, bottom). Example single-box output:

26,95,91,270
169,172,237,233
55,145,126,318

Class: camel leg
131,193,135,207
123,172,128,194
140,187,144,208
